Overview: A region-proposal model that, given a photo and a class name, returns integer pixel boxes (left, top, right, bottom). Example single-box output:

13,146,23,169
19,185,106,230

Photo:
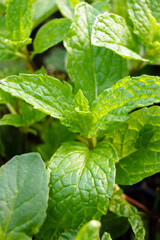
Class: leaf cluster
0,0,160,239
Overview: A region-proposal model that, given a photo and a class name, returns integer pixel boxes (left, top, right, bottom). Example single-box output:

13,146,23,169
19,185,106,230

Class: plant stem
6,103,17,114
91,136,97,148
21,47,36,72
76,135,89,147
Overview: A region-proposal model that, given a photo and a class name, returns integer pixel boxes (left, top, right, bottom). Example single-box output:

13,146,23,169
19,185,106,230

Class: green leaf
0,74,93,136
39,141,117,236
91,75,160,136
0,74,73,119
109,189,145,240
6,232,32,240
128,215,145,240
127,0,160,48
6,0,33,42
64,3,128,103
33,18,71,55
92,12,147,61
0,153,49,239
101,232,112,240
76,220,101,240
113,106,160,185
56,0,82,19
32,0,57,27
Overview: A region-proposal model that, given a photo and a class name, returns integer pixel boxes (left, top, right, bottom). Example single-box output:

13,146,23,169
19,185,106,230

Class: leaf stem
76,135,89,147
91,136,97,148
6,103,17,114
21,47,36,72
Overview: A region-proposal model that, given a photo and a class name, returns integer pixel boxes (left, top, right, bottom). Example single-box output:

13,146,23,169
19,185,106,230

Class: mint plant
0,0,160,239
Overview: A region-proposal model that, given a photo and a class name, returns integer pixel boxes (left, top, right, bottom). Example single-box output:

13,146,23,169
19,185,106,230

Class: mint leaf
0,153,49,239
56,0,82,19
32,0,57,27
64,3,128,103
91,75,160,136
0,74,73,119
33,18,71,55
76,220,101,240
39,141,117,235
128,215,145,240
109,189,145,240
113,106,160,185
6,0,33,42
0,74,93,136
127,0,160,48
92,12,147,61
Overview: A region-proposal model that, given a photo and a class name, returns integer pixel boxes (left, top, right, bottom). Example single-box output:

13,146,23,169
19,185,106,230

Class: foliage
0,0,160,239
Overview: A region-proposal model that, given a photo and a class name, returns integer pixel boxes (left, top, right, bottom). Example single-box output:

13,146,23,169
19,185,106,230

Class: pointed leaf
33,18,71,55
0,153,49,239
92,12,147,61
76,220,101,240
39,141,117,235
92,75,160,136
113,106,160,185
0,74,93,136
64,3,128,103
